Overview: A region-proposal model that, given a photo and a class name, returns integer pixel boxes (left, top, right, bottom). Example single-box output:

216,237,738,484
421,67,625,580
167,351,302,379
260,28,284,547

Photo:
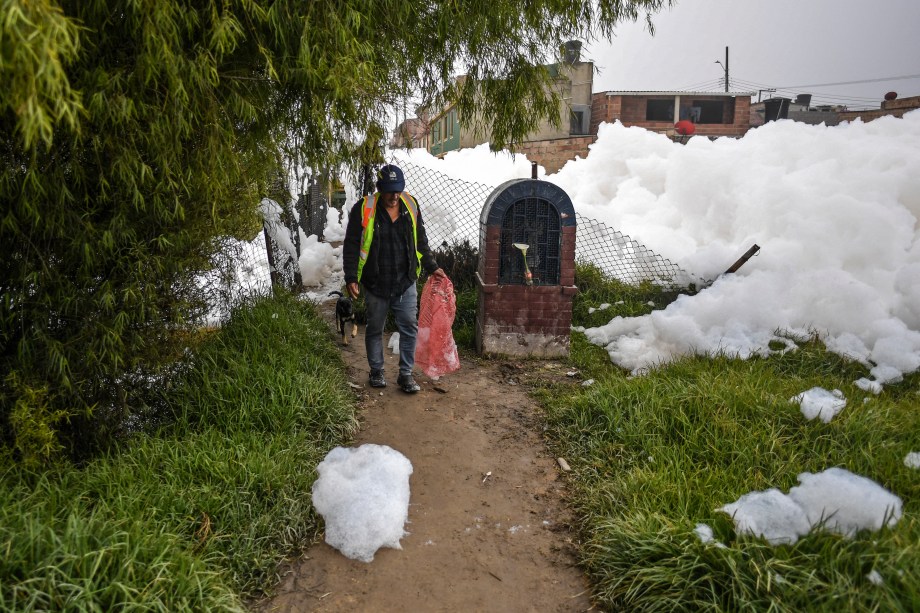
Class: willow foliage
0,0,668,463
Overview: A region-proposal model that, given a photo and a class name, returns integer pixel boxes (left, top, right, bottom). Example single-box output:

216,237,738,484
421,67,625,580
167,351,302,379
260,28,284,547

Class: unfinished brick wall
512,136,596,174
838,95,920,123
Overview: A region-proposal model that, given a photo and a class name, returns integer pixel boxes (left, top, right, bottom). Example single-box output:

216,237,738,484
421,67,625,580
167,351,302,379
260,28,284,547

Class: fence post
262,224,282,292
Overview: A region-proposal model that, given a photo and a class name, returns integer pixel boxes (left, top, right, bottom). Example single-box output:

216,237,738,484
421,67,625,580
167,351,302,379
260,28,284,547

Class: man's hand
432,268,447,279
347,282,360,299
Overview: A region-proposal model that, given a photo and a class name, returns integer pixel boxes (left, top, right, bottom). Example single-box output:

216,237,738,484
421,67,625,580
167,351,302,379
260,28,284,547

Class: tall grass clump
0,292,358,610
544,335,920,611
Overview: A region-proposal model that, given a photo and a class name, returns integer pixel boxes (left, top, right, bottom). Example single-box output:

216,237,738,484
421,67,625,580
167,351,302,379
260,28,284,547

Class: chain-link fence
396,158,695,288
296,182,329,240
202,158,696,321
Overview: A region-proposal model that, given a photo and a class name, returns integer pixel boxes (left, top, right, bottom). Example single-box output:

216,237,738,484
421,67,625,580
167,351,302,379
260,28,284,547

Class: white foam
311,444,413,562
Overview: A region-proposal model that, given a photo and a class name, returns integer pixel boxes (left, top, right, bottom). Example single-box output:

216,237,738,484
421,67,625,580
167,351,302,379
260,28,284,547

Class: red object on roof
884,91,898,101
675,120,696,135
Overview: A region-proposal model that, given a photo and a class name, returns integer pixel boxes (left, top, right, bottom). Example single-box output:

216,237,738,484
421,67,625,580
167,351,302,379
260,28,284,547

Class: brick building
591,91,754,138
511,135,596,175
837,94,920,123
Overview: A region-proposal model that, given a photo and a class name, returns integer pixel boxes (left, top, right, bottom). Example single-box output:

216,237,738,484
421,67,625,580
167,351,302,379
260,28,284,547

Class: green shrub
1,292,358,608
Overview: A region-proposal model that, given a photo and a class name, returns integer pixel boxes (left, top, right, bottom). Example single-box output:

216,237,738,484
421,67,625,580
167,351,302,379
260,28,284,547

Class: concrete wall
519,61,595,142
786,110,840,126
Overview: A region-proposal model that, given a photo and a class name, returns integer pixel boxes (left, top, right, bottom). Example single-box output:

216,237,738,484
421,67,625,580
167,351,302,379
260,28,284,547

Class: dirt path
254,314,593,612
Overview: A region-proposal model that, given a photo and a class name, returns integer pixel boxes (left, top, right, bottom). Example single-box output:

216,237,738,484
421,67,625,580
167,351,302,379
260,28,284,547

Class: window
570,110,584,134
569,104,590,135
646,99,673,121
692,100,726,124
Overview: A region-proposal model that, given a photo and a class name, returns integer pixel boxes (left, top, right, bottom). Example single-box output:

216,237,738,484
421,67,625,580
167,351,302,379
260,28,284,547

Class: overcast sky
583,0,920,108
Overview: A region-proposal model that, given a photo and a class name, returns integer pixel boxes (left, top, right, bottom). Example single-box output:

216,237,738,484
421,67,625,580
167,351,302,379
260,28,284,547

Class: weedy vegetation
0,293,357,610
536,263,920,611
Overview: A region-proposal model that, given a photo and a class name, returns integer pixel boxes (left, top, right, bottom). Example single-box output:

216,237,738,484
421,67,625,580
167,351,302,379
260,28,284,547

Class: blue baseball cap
376,164,405,193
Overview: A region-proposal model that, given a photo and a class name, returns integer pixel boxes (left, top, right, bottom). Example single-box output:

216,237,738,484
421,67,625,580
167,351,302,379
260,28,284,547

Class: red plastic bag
415,275,460,379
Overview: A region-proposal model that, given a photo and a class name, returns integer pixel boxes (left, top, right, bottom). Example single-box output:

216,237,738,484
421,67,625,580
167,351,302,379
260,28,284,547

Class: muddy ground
253,310,594,613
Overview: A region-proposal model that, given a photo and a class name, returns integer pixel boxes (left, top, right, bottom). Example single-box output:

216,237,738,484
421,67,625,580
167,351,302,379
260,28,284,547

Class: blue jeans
364,283,418,376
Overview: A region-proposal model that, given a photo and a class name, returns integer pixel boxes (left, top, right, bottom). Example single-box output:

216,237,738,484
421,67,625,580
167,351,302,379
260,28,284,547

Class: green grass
573,261,690,327
452,285,478,350
0,292,358,611
539,267,920,611
4,263,918,612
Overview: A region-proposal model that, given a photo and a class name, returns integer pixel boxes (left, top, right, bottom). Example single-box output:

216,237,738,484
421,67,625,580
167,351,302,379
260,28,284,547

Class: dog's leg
351,321,358,338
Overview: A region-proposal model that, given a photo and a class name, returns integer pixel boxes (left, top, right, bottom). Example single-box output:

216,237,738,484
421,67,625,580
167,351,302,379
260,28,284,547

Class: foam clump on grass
905,452,920,469
311,444,413,562
694,523,727,548
718,467,902,545
790,387,846,423
789,468,902,536
718,488,811,546
855,377,883,395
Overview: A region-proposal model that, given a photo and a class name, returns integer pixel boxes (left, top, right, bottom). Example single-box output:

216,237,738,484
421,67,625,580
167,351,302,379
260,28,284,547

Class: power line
772,90,877,103
730,76,899,107
678,79,724,91
731,75,912,99
771,72,920,90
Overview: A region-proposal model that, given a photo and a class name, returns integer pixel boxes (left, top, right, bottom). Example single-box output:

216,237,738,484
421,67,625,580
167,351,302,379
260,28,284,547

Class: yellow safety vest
357,191,423,282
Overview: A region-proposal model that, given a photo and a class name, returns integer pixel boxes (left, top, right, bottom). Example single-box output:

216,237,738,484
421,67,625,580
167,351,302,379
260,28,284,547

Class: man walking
343,164,447,393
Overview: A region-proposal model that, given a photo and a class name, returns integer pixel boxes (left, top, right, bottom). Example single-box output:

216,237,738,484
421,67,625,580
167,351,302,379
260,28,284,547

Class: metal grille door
499,197,561,285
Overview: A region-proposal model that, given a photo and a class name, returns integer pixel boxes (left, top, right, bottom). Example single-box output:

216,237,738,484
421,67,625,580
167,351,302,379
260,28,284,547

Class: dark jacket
343,193,439,290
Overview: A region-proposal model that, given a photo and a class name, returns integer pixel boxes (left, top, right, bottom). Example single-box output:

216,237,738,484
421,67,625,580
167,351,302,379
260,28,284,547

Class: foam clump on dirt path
311,444,413,563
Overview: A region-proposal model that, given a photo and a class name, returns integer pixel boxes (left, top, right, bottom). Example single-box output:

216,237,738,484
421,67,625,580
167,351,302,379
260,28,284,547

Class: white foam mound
718,467,902,545
311,444,413,562
718,488,811,546
790,387,847,423
788,467,902,537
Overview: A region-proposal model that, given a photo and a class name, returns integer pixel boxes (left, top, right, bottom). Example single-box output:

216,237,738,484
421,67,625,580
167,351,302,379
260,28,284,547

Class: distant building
750,92,920,128
396,42,761,173
420,40,595,163
837,94,920,123
750,94,841,127
390,116,429,149
591,90,755,138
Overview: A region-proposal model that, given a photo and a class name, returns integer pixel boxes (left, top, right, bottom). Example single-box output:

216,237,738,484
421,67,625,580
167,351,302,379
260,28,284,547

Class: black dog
329,290,358,346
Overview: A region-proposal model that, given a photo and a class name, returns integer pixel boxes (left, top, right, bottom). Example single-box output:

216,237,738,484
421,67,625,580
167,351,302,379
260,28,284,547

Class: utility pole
715,46,730,92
